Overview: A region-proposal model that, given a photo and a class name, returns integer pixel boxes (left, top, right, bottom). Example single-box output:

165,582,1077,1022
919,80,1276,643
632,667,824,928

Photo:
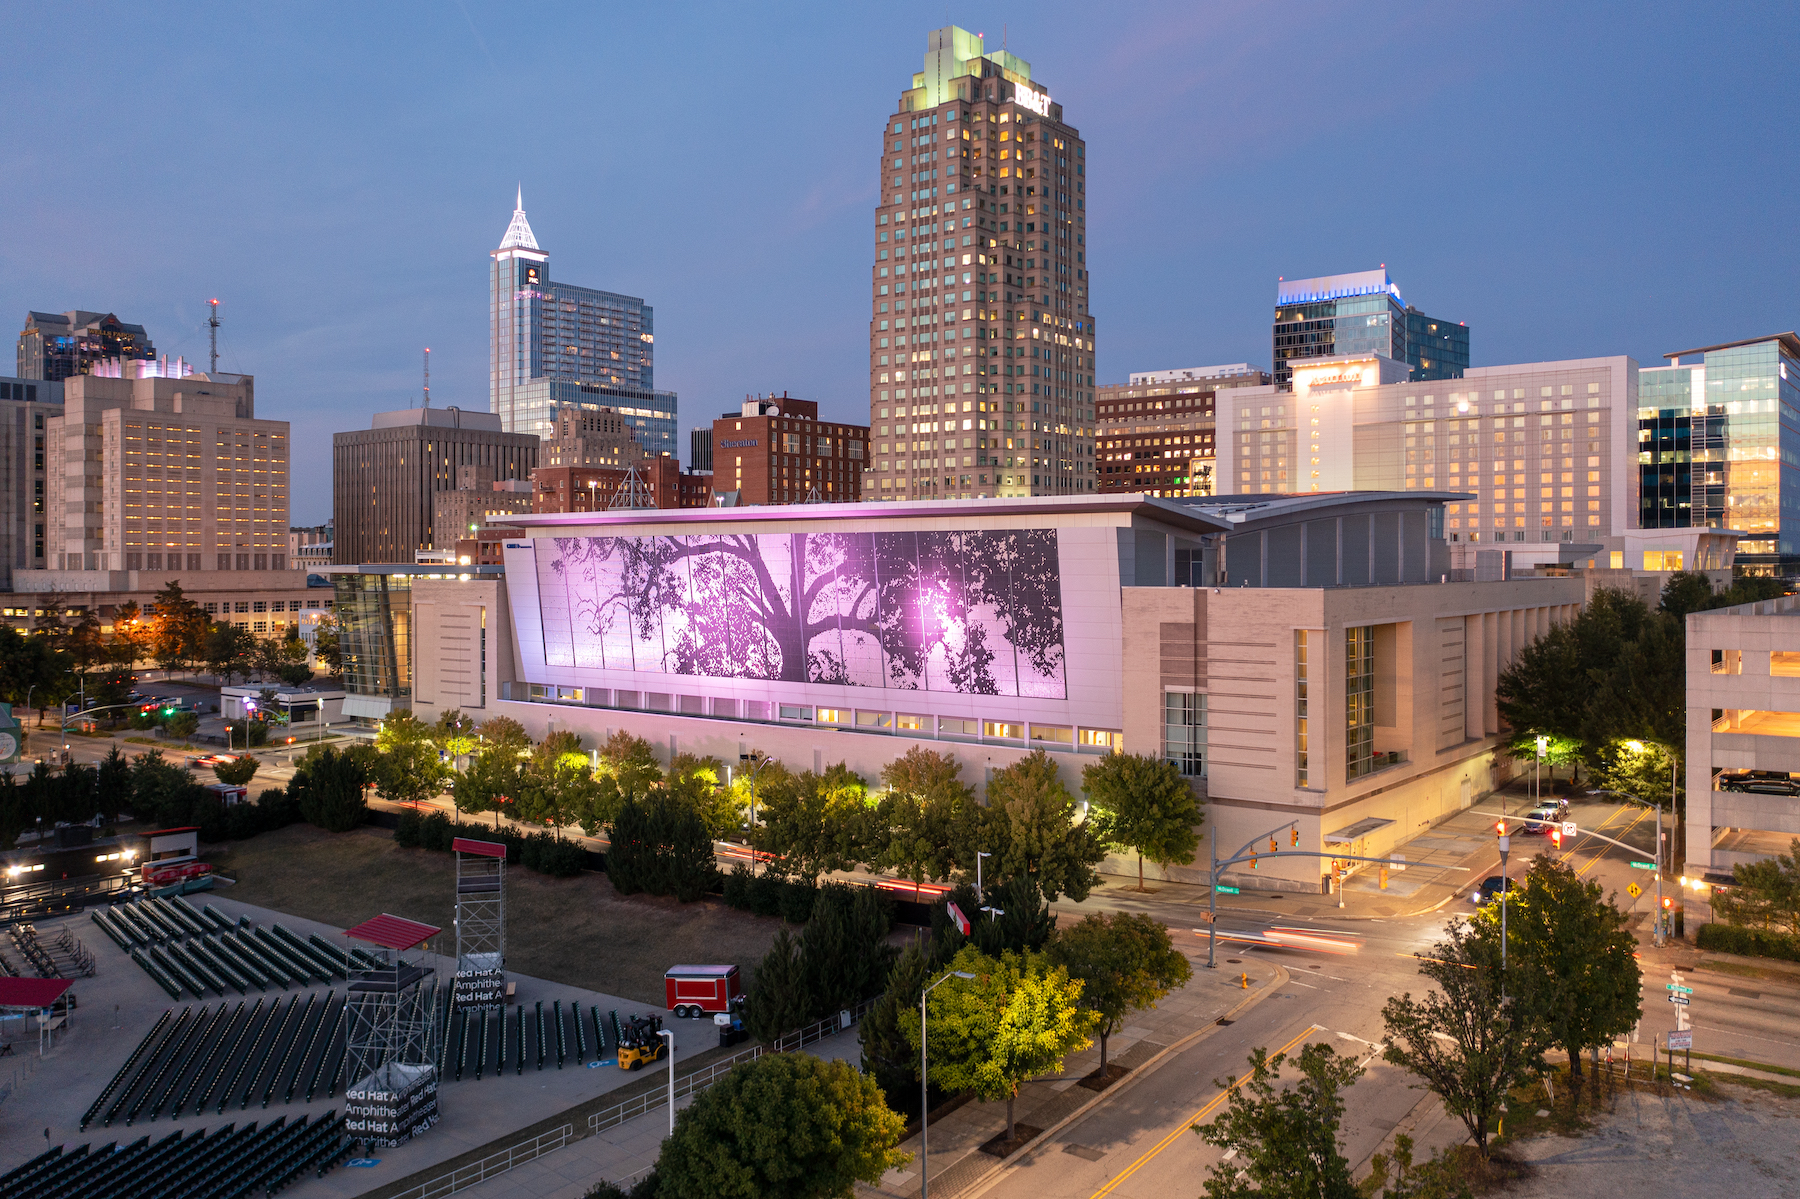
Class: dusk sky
5,2,1795,524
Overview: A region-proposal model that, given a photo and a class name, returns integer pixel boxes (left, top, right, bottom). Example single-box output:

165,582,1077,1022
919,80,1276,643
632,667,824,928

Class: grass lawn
204,822,786,1005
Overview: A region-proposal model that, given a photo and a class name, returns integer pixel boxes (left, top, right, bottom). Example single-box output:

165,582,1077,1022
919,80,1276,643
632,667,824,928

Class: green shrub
723,863,753,910
748,872,784,918
419,810,454,852
778,877,817,924
521,831,587,877
1695,922,1800,962
291,746,369,833
394,808,423,848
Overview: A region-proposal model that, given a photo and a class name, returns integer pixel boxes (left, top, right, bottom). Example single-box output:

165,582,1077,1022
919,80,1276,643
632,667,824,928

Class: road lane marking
1085,1024,1322,1199
1574,806,1649,877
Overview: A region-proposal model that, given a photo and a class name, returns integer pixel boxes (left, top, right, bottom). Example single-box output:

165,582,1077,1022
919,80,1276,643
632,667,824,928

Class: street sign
1561,821,1577,839
1627,883,1642,898
1667,995,1690,1006
1630,861,1656,870
1666,984,1692,994
1668,1031,1693,1050
1391,853,1407,872
1216,885,1242,895
1497,835,1510,853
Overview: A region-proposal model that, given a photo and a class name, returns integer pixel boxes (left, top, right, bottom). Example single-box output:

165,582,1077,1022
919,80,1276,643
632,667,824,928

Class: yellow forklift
617,1013,668,1071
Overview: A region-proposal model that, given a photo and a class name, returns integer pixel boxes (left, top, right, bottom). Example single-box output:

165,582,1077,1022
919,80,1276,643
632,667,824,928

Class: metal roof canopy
452,838,507,859
0,978,73,1008
1324,817,1395,845
345,914,441,951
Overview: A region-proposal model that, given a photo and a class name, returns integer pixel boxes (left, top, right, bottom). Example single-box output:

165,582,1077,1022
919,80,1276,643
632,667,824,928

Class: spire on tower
498,188,540,252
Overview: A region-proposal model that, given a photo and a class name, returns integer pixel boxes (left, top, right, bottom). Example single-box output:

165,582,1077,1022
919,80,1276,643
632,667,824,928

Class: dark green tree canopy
1082,752,1202,889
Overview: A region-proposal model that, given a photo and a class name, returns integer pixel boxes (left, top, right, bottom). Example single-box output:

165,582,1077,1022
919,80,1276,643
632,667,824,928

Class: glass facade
1163,691,1206,776
498,378,679,461
1345,626,1374,780
1272,295,1468,390
333,573,411,705
1637,338,1800,568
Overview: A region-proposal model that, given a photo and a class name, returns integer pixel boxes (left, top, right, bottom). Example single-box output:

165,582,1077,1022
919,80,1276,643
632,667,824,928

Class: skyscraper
864,26,1097,502
1271,269,1467,390
17,311,156,381
488,192,679,457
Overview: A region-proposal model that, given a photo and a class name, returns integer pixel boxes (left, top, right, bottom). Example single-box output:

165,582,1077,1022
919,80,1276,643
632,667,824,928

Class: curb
944,962,1293,1199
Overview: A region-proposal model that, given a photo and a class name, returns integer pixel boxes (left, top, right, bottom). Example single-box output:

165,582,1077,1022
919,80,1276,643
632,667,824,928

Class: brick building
1095,366,1269,498
711,395,866,505
531,457,710,513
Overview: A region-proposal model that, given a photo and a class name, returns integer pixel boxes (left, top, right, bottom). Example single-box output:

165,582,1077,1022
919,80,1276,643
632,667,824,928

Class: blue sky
4,2,1795,523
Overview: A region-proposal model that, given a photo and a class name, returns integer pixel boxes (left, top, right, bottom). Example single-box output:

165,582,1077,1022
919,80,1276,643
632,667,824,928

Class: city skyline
3,2,1796,523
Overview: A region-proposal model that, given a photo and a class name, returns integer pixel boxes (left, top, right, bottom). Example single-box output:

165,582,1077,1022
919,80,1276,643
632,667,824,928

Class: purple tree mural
535,529,1066,698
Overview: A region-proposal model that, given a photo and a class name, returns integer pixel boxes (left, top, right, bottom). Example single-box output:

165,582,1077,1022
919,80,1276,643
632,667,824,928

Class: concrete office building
1686,593,1800,874
865,26,1097,502
0,375,63,589
354,491,1575,891
1094,366,1271,498
17,311,156,381
289,522,332,571
0,575,329,636
489,192,678,456
539,404,651,469
530,459,711,513
431,468,535,550
1638,333,1800,575
37,365,288,575
332,407,537,565
1272,269,1468,391
711,396,866,505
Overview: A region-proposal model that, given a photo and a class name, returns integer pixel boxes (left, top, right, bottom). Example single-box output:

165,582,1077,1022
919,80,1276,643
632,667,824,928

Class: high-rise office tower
1639,333,1800,573
0,375,63,587
864,26,1097,502
1271,269,1468,391
488,191,678,456
17,311,156,381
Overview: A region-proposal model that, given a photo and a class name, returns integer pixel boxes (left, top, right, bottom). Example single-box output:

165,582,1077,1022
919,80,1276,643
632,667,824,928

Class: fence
378,998,876,1199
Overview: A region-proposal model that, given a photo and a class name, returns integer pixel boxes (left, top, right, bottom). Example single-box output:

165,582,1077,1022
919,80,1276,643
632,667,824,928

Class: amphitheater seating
0,1114,348,1199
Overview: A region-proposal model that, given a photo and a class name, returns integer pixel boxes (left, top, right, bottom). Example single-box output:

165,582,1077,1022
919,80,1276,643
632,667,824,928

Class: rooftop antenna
423,347,431,407
207,299,220,375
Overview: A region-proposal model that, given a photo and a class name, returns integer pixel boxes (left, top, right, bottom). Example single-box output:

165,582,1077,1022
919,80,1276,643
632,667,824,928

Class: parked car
1719,774,1800,795
1472,876,1513,904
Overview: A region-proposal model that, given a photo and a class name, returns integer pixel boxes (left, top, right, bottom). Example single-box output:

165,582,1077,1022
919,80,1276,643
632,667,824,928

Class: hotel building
1095,366,1270,497
864,26,1097,502
1272,269,1467,391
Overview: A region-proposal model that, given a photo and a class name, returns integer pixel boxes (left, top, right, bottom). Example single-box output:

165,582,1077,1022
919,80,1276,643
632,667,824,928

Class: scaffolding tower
341,914,441,1148
453,837,507,1009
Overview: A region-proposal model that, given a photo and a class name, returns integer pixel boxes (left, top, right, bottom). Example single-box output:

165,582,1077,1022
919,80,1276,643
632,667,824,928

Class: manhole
1064,1144,1106,1162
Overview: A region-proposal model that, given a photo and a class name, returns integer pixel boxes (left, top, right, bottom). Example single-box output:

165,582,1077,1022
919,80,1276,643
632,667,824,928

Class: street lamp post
739,750,776,874
920,970,977,1199
657,1028,675,1134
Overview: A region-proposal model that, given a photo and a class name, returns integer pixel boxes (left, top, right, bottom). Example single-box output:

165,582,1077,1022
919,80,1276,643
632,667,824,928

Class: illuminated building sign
1014,85,1051,116
532,529,1067,697
720,439,759,448
1291,358,1381,392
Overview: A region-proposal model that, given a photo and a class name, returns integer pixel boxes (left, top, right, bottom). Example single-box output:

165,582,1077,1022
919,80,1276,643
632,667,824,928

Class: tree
1591,739,1679,808
745,927,812,1046
664,753,742,839
204,621,257,684
96,746,132,825
1479,855,1640,1099
456,716,532,827
310,613,344,677
290,745,371,832
1082,752,1202,890
265,630,314,686
907,946,1095,1143
1195,1042,1363,1199
1658,570,1716,619
433,709,479,764
518,730,599,837
1582,614,1684,756
800,883,896,1016
150,581,211,672
1048,912,1192,1076
213,757,260,786
981,750,1105,902
1711,837,1800,932
110,600,151,667
372,710,450,808
1382,919,1549,1154
163,710,200,742
597,729,663,796
654,1051,907,1199
1495,587,1648,751
752,762,871,881
873,747,976,893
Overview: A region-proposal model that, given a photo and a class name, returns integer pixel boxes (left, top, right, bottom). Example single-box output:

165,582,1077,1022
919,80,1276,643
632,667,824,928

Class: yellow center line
1573,806,1649,877
1087,1023,1323,1199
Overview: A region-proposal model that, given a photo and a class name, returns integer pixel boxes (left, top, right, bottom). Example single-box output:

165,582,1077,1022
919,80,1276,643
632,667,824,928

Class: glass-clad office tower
1637,333,1800,574
1272,268,1468,390
489,192,679,458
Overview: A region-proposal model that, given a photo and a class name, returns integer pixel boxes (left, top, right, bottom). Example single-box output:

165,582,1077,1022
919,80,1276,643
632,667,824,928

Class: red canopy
0,978,73,1008
452,838,507,859
344,914,440,951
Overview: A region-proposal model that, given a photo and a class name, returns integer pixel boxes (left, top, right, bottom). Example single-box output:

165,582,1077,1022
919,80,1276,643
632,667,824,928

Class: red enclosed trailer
664,964,743,1018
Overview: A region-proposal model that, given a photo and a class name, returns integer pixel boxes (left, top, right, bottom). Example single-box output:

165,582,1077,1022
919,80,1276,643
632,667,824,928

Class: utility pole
423,347,431,407
207,299,220,375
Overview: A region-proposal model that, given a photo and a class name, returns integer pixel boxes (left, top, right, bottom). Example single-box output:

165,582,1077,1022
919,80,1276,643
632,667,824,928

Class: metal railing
386,1123,574,1199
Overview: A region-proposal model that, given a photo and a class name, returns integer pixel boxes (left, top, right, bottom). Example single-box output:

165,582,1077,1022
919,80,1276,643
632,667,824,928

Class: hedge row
722,864,818,923
1695,921,1800,962
393,809,589,878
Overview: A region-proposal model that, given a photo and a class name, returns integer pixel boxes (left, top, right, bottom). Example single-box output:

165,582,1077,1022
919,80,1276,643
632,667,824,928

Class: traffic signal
1379,866,1390,890
1495,821,1508,837
1269,836,1278,853
1249,854,1258,870
1662,896,1673,910
1291,828,1300,848
1551,829,1562,848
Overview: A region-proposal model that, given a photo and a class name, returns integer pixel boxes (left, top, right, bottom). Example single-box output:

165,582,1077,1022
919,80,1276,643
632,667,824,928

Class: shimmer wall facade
532,529,1067,698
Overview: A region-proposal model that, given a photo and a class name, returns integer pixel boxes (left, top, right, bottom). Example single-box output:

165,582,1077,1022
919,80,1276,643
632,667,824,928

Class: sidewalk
444,943,1284,1199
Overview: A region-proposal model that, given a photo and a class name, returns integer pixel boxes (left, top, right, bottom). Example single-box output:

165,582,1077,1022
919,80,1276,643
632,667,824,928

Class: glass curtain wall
333,573,412,706
1345,626,1375,780
1163,691,1206,777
